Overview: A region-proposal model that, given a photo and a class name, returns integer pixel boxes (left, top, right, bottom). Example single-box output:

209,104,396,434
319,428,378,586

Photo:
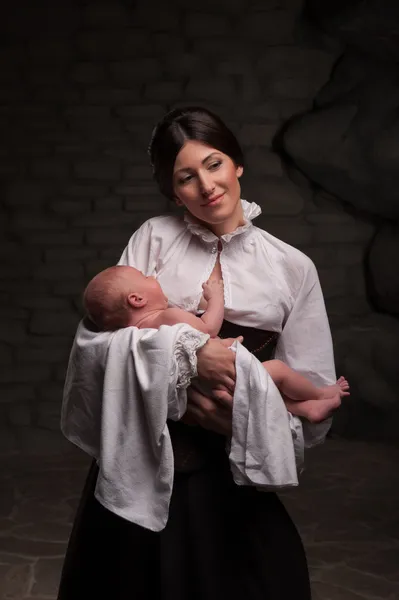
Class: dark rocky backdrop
0,0,397,453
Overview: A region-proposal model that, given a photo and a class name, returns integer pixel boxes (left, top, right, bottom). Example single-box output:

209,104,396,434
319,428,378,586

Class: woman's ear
174,195,184,207
236,165,244,178
127,293,148,309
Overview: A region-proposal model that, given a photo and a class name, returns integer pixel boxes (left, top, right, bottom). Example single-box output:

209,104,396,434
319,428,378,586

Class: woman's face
172,140,244,236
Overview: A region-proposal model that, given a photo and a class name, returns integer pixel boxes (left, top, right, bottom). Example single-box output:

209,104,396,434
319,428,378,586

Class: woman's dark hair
148,106,244,200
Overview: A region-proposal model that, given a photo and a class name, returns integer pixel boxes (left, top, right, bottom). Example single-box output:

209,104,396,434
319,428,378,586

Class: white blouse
118,199,337,457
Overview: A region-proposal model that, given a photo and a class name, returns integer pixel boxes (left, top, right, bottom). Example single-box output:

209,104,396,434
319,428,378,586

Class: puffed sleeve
274,256,336,465
117,219,157,274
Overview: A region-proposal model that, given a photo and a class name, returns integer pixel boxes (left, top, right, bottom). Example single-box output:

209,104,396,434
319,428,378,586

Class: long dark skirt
58,450,311,599
59,320,311,598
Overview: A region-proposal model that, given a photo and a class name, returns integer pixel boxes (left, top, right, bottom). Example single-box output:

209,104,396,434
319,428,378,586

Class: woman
58,107,338,599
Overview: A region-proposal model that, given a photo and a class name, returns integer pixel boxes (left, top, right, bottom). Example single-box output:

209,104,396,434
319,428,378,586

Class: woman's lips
202,193,224,207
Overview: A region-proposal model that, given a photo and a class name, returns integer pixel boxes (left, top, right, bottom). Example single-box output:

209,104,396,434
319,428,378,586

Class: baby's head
83,265,167,330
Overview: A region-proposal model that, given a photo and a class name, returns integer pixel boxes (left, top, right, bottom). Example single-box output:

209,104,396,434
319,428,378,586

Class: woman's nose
198,172,215,195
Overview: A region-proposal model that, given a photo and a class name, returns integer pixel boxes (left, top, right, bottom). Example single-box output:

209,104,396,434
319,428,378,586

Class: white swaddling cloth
61,320,299,532
230,341,298,488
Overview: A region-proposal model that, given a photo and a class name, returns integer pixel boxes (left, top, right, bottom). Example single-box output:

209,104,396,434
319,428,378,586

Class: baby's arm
160,307,214,334
161,280,225,337
199,279,225,337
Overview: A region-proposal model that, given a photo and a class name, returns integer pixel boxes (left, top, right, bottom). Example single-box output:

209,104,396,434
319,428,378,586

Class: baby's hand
202,279,224,302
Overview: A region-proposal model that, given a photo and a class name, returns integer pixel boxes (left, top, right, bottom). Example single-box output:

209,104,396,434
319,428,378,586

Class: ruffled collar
183,199,262,243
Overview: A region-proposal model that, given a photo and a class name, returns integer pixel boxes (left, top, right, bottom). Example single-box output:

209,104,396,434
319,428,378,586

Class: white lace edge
183,199,262,243
173,330,210,390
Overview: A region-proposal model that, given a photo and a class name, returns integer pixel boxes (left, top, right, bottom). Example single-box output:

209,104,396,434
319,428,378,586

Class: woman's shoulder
136,213,183,229
252,226,320,298
126,214,187,247
253,226,315,273
140,214,187,236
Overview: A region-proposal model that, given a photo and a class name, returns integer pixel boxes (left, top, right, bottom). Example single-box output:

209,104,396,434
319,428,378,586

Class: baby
83,265,349,424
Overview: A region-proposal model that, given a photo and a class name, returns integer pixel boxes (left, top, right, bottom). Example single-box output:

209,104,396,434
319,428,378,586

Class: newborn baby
83,265,349,424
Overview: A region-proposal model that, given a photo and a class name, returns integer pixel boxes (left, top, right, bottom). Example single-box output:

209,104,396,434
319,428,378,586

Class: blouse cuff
174,329,210,390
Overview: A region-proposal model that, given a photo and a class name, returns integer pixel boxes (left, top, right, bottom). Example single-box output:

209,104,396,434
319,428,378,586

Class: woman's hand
182,336,242,435
196,337,242,392
183,385,233,437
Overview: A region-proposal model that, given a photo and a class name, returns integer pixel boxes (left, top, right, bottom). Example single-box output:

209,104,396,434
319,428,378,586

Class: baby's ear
127,293,147,309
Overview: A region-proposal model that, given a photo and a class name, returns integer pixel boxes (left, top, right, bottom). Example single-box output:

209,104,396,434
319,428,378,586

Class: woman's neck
201,203,246,238
210,216,246,238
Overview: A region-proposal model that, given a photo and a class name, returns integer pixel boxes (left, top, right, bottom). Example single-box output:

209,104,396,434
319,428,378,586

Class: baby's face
142,274,168,307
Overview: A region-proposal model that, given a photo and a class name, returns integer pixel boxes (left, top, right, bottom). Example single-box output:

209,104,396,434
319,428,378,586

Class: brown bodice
169,320,279,473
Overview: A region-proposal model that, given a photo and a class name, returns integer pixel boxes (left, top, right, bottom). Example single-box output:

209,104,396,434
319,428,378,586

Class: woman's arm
274,257,338,449
117,220,157,274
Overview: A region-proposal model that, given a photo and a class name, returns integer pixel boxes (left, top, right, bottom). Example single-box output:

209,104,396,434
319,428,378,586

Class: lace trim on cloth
173,330,210,389
183,199,262,243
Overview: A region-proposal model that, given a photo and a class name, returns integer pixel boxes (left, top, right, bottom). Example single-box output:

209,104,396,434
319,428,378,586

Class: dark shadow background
3,0,397,452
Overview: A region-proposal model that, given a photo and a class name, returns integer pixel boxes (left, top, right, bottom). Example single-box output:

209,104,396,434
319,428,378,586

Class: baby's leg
264,360,323,402
284,396,340,424
282,377,350,423
263,360,350,423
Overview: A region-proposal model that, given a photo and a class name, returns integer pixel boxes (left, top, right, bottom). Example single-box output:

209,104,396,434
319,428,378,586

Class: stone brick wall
0,0,374,452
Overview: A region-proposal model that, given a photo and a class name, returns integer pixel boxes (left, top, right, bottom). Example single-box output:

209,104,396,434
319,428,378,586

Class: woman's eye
180,174,193,184
178,162,221,184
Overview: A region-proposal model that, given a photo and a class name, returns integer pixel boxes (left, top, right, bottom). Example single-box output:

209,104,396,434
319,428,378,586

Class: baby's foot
301,394,342,424
303,377,350,423
336,375,350,395
320,377,350,401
